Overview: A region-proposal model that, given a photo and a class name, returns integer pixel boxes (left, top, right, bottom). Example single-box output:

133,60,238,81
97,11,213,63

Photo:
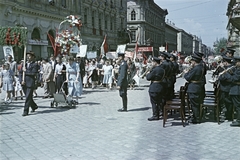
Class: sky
154,0,229,48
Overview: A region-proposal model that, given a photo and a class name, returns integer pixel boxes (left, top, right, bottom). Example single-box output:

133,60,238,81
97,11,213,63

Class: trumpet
212,65,224,78
218,66,235,77
140,64,154,78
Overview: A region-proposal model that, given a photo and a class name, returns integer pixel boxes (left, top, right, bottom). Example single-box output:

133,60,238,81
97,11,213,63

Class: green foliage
0,26,27,47
213,37,227,55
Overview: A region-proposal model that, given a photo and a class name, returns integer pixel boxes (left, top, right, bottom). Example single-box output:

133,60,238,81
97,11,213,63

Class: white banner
70,44,79,54
116,44,126,54
87,51,97,59
76,45,87,57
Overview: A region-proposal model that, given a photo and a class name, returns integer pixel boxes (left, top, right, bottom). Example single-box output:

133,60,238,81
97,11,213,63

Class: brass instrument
140,64,153,78
218,66,235,77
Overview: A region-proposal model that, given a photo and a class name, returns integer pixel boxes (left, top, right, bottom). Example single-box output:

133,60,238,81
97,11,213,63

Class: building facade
0,0,128,61
165,20,178,52
127,0,168,55
226,0,240,56
177,29,193,55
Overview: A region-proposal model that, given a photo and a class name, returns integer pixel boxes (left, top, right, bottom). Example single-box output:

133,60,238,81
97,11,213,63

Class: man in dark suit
146,57,165,121
184,54,205,123
20,52,38,116
116,53,128,112
76,55,85,84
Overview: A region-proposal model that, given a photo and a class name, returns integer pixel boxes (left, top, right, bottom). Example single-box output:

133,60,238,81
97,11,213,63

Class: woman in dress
88,60,98,89
101,60,113,89
0,62,15,103
65,56,82,103
83,59,90,88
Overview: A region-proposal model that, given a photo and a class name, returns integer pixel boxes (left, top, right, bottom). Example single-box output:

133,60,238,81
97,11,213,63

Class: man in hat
116,52,128,112
228,56,240,126
225,48,235,58
146,57,165,121
20,51,38,116
42,57,55,98
184,54,205,123
218,56,234,121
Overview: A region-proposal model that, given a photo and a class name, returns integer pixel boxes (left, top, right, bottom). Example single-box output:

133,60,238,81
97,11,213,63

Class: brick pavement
0,72,240,160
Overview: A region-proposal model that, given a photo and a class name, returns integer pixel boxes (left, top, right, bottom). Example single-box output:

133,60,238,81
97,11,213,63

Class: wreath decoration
0,26,27,47
55,15,82,54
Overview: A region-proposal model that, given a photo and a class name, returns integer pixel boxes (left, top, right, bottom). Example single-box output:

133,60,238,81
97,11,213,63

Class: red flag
142,53,147,64
100,35,108,57
133,32,139,60
47,33,56,56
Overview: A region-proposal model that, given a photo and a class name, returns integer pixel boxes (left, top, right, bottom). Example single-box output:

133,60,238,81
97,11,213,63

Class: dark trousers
188,92,201,119
119,86,127,109
56,74,68,95
23,86,37,113
221,91,233,119
149,92,162,117
231,95,240,120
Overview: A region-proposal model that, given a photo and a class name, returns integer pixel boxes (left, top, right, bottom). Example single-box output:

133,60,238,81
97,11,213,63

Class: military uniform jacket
146,65,165,93
224,67,240,95
19,61,38,88
218,65,233,92
117,60,128,87
184,64,204,93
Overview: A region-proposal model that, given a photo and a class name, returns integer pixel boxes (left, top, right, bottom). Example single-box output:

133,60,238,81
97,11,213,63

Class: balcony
230,7,240,30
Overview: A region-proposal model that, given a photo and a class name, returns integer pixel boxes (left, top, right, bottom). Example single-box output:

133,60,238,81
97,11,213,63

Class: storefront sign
28,39,48,45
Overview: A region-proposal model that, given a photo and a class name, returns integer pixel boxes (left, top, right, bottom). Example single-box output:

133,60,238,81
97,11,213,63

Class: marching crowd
0,52,150,116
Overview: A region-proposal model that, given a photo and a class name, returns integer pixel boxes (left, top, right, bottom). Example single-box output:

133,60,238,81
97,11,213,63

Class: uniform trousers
231,95,240,121
188,92,201,119
221,91,233,119
119,86,127,110
149,92,162,117
23,86,37,113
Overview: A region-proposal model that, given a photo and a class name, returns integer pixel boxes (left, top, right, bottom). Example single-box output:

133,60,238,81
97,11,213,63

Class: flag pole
22,44,26,84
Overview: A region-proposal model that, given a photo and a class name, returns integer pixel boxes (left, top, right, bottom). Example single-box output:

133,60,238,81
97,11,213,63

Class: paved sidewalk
0,73,240,160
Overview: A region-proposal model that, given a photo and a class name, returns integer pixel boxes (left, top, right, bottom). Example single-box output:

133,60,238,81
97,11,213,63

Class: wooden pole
22,45,26,83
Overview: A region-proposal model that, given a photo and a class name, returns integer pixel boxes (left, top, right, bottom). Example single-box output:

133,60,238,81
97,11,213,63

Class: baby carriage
50,81,77,108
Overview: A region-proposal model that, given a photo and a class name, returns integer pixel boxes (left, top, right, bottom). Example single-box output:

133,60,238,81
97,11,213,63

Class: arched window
131,10,136,20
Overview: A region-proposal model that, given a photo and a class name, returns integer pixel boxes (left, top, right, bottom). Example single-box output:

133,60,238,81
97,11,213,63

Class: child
0,63,15,103
14,75,23,100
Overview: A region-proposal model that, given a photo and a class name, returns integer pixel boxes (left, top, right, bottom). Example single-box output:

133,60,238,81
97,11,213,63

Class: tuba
214,55,223,63
184,56,192,64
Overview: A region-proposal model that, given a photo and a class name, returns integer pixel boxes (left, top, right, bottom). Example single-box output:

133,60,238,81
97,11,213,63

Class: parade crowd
0,49,240,127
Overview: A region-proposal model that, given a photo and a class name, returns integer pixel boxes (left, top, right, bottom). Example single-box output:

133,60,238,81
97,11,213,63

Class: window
120,0,123,8
131,30,136,41
84,8,87,25
105,16,108,30
110,19,113,30
92,11,95,27
62,0,66,8
131,10,136,20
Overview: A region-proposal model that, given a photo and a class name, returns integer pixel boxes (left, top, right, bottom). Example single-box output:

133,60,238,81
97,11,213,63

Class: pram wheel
50,101,54,108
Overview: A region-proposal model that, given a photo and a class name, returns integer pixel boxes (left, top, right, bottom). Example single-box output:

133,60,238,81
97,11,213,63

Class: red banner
137,47,153,52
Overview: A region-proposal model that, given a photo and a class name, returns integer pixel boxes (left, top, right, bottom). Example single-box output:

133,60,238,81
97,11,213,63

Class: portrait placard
116,44,126,54
3,46,14,60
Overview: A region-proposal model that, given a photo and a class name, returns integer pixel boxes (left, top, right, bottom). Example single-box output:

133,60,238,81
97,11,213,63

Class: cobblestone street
0,72,240,160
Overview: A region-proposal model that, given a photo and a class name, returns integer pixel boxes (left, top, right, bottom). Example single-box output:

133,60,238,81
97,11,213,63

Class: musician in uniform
228,56,240,127
146,57,165,121
116,53,128,112
218,56,234,121
20,52,38,116
184,54,205,123
170,54,180,98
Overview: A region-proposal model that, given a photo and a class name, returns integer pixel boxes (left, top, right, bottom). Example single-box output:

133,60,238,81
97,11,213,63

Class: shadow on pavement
127,107,151,112
78,102,101,106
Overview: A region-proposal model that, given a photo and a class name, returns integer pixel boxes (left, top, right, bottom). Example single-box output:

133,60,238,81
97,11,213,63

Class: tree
213,37,227,55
